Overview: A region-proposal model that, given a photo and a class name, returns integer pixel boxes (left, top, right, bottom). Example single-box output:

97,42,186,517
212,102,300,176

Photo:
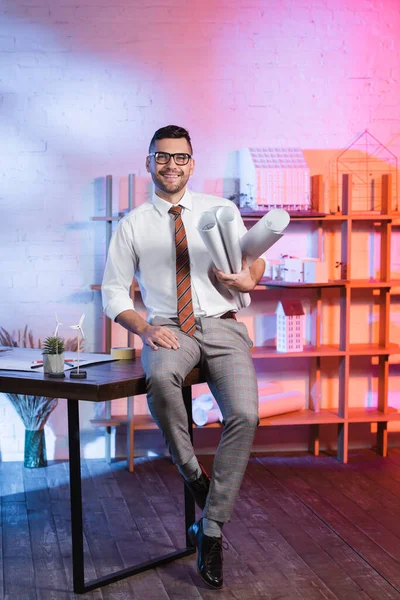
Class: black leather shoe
187,518,223,589
183,463,210,510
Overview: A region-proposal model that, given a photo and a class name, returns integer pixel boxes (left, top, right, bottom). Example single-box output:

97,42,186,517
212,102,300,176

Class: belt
220,311,237,320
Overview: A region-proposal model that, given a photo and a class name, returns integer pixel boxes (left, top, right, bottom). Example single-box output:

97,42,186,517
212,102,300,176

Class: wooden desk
0,359,203,594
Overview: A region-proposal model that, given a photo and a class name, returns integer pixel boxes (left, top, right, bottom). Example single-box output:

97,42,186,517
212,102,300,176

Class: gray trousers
141,316,259,523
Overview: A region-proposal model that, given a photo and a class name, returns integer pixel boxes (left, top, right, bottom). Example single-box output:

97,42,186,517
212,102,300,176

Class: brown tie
169,205,196,336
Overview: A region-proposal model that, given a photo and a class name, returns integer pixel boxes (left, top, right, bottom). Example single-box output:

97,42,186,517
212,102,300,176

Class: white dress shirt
102,189,256,323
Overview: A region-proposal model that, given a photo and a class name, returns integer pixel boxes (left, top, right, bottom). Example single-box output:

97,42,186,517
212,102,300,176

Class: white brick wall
1,0,400,460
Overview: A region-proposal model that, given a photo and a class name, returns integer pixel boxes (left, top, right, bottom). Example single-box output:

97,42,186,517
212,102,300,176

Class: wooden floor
2,450,400,600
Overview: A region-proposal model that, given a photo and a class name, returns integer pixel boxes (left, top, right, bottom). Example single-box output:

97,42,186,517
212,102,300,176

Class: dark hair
149,125,193,154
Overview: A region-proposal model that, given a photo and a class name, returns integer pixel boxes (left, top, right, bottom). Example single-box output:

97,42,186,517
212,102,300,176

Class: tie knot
169,205,182,217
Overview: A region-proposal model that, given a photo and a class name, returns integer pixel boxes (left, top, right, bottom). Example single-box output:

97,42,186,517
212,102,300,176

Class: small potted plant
42,335,65,378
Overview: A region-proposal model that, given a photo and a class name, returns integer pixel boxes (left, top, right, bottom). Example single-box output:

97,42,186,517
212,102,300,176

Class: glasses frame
148,152,192,166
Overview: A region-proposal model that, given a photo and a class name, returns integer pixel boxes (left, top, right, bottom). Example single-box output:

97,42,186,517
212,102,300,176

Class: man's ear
145,156,150,173
189,158,195,176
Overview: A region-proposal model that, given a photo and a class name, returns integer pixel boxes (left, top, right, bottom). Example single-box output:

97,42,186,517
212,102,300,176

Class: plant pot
24,429,47,468
43,352,65,376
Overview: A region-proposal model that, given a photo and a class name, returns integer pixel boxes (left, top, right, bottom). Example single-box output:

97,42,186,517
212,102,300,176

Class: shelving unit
251,172,400,462
92,172,400,466
91,174,137,469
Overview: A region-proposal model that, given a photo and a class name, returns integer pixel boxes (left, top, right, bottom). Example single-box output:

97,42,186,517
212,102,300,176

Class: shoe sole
197,566,223,589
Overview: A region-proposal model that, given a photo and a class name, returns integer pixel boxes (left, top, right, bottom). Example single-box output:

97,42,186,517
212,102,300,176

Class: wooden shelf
92,407,400,433
242,211,394,222
258,279,400,290
251,345,344,358
347,407,400,423
349,343,400,356
348,213,393,221
92,409,345,432
91,216,121,221
258,279,346,288
259,409,343,426
349,279,400,289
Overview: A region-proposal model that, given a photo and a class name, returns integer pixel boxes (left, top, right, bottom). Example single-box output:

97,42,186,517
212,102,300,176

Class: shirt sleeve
101,218,138,322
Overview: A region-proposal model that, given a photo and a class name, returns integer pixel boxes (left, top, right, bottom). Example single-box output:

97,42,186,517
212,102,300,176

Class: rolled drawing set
196,207,290,308
192,382,305,426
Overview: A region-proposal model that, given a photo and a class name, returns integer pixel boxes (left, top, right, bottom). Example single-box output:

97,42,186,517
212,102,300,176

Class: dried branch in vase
5,394,58,430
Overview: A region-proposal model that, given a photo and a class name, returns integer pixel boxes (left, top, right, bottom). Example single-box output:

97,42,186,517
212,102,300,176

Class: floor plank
258,454,400,598
244,457,368,599
2,452,400,599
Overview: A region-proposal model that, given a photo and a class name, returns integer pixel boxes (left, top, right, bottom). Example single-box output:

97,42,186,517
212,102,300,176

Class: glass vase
24,429,47,468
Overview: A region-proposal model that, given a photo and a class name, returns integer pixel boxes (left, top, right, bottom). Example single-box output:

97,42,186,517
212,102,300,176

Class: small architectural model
239,147,310,211
334,130,398,213
69,313,86,379
281,257,303,282
276,300,305,353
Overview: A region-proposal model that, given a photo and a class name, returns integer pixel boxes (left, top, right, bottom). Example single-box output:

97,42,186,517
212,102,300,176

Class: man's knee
225,409,259,432
145,365,182,391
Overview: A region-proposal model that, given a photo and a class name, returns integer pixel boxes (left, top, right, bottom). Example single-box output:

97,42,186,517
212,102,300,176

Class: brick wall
1,0,400,460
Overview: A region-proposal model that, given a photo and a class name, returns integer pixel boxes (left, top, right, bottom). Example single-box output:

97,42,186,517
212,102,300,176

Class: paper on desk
0,347,118,372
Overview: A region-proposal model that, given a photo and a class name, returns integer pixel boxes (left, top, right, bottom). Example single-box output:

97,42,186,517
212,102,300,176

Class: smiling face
146,137,195,204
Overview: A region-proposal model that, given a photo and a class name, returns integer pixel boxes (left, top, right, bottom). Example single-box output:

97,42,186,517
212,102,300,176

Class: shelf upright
92,173,137,469
308,176,324,457
308,284,322,456
105,175,113,354
376,174,393,456
337,174,352,462
127,173,136,472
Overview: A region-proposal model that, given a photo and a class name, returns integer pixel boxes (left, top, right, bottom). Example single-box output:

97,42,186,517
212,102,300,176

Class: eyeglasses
148,152,192,166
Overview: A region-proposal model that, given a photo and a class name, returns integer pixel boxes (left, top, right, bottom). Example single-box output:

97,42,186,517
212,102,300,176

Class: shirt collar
151,188,193,216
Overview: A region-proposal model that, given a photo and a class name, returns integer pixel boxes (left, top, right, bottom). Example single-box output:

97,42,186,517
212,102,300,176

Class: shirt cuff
103,297,135,322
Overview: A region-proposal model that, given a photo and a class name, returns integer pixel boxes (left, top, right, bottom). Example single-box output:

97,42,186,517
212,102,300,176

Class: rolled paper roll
193,406,222,427
111,347,136,359
240,208,290,266
257,381,284,396
192,393,215,411
257,391,305,419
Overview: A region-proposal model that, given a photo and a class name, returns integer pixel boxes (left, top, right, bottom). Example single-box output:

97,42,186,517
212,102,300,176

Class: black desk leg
67,396,196,595
67,399,85,594
183,385,196,545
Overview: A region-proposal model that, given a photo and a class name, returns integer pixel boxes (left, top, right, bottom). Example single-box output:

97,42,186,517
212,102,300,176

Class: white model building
276,300,305,353
239,147,310,210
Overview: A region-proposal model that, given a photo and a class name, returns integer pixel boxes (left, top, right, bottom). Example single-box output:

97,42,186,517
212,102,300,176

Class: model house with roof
276,299,305,353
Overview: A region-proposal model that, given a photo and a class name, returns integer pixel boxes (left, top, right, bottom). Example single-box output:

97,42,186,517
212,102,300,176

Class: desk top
0,360,203,402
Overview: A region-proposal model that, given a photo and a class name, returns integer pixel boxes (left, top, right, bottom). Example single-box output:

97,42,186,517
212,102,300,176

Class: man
102,125,265,589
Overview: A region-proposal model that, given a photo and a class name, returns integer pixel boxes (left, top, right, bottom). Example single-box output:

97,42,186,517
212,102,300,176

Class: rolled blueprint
196,210,248,307
193,406,221,426
196,211,231,273
192,393,214,412
257,391,305,419
240,208,290,266
192,381,286,426
215,206,242,273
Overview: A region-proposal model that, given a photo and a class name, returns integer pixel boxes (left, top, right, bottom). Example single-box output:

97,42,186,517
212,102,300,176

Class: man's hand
213,257,256,293
140,324,180,351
